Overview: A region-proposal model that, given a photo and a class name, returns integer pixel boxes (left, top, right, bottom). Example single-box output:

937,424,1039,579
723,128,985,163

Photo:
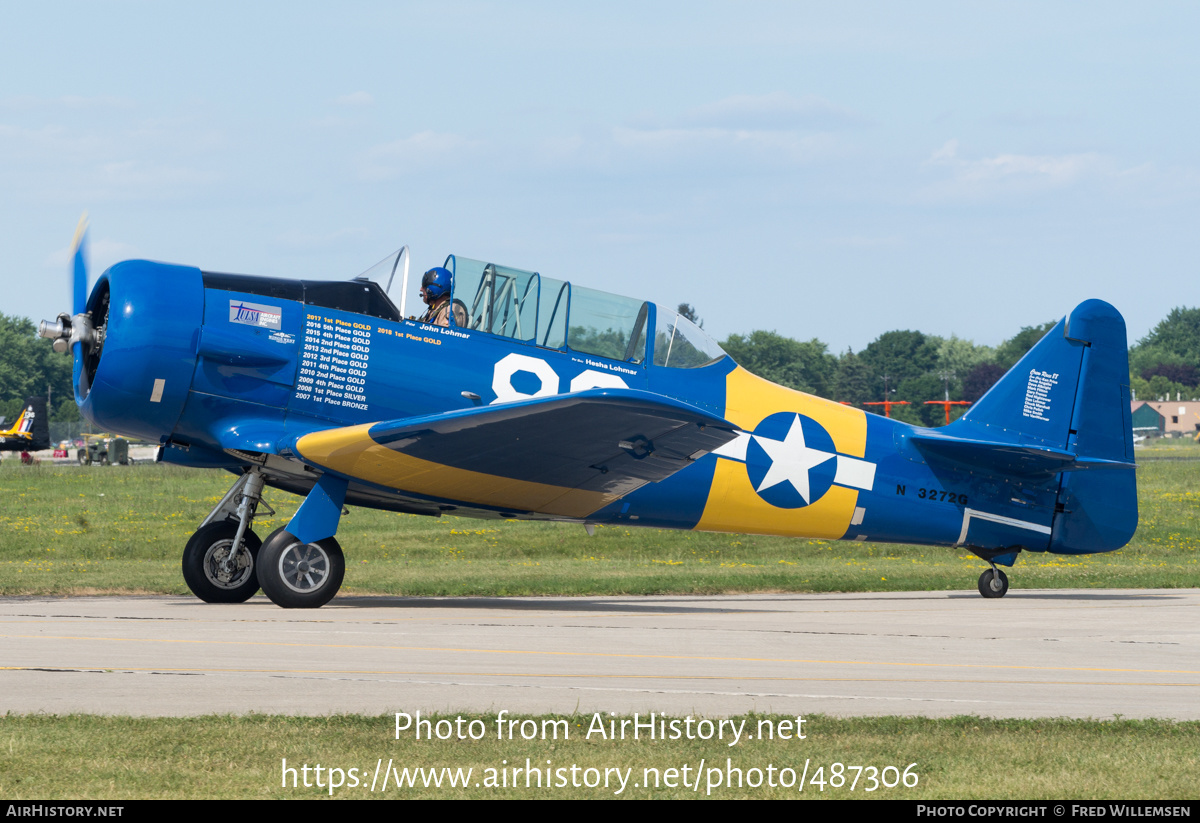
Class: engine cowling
77,260,204,443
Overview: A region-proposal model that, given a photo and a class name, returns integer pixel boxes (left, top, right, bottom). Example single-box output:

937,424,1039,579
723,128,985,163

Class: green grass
3,457,1198,800
1,714,1196,799
1,455,1198,596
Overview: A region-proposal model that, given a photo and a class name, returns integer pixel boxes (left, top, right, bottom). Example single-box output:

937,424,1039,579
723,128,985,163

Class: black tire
257,528,344,609
182,521,262,603
977,568,1009,599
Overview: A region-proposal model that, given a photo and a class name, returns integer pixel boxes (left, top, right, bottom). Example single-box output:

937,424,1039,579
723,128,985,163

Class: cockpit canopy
442,255,726,369
354,248,726,369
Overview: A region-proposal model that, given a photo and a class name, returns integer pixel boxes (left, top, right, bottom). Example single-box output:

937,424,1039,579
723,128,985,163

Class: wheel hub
205,540,252,589
280,542,330,593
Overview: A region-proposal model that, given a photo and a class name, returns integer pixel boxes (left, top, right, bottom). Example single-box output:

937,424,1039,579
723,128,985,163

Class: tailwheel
258,528,345,609
977,567,1009,599
182,521,262,603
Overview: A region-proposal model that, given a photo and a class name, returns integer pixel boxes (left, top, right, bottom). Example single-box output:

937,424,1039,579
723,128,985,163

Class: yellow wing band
295,425,613,519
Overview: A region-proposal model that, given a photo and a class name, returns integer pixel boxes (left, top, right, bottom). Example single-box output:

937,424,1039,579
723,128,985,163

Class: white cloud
826,234,904,248
358,131,483,180
96,160,216,187
0,123,106,162
610,125,840,168
535,134,586,163
0,95,135,112
344,92,862,184
682,92,866,130
524,93,864,175
928,138,959,163
334,91,374,107
0,111,226,204
273,227,370,251
921,139,1112,200
64,160,221,203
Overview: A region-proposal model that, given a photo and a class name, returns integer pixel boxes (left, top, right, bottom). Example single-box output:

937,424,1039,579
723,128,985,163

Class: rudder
1049,301,1137,553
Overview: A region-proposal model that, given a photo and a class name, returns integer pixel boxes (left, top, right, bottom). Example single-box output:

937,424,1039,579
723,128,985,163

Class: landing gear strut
183,469,273,603
255,472,350,609
977,565,1010,599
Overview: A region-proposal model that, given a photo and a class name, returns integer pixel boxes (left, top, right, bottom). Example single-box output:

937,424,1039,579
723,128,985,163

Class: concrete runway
2,590,1197,718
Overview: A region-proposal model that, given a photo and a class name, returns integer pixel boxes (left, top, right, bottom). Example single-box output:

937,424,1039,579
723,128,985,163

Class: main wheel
257,528,345,609
977,568,1009,599
182,521,262,603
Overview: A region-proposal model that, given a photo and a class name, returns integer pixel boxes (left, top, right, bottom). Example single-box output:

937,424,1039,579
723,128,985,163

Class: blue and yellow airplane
41,222,1137,608
0,397,49,454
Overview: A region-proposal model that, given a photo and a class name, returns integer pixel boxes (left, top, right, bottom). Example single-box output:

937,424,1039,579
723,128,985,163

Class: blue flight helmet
421,267,452,301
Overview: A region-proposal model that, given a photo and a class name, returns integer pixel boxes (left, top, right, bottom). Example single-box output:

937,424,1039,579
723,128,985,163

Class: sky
2,2,1198,354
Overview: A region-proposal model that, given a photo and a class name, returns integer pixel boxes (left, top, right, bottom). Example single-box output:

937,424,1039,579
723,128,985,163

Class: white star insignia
752,414,836,504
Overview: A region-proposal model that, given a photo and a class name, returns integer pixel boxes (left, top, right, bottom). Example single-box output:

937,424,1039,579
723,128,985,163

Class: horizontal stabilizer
292,389,738,518
908,431,1136,477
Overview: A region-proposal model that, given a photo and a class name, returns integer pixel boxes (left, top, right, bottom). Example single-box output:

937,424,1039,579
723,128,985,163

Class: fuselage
76,258,1130,562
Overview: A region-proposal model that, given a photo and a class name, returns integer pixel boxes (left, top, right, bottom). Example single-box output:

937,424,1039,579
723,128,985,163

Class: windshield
653,307,726,368
356,246,410,314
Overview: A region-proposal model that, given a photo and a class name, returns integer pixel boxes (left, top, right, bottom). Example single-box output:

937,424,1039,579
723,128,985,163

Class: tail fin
953,300,1126,456
16,397,50,451
28,397,50,451
947,300,1136,553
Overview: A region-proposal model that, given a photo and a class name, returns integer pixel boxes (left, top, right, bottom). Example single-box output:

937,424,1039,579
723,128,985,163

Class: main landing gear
183,470,272,603
182,521,262,602
185,469,350,608
257,529,345,609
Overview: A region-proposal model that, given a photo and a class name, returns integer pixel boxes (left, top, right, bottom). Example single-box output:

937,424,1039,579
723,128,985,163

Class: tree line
0,315,75,425
3,306,1199,430
689,303,1200,426
1126,307,1200,405
719,322,1054,427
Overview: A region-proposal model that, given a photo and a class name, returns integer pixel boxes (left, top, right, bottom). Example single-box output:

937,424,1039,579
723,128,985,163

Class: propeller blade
70,213,89,399
72,337,85,402
72,213,89,315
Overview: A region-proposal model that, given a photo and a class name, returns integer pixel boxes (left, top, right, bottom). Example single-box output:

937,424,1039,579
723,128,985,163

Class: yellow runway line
5,634,1200,676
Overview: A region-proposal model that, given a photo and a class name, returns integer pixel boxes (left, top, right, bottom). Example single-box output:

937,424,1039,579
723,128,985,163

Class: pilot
419,267,466,327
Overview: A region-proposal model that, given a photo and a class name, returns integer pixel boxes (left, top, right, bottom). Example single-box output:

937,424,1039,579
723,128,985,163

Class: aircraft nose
78,260,205,442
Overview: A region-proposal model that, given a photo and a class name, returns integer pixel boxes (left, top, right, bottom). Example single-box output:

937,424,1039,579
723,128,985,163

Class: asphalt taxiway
2,590,1196,718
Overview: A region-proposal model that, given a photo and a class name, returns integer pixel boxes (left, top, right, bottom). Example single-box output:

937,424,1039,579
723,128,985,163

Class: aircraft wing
290,388,738,519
